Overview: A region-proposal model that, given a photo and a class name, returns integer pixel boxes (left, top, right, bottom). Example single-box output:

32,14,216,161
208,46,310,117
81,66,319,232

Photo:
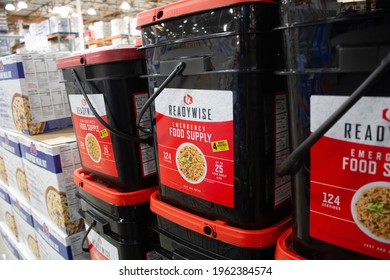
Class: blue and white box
32,208,89,260
9,188,41,260
0,128,30,202
18,128,83,236
0,182,18,241
0,53,72,135
0,221,20,260
0,182,11,224
0,140,8,186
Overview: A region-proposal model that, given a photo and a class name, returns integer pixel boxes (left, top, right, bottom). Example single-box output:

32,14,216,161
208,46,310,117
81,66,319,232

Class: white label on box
87,228,119,260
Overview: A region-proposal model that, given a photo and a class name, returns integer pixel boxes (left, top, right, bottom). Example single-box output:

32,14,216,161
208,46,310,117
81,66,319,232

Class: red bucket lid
73,168,157,206
134,37,142,48
56,45,144,69
274,227,306,260
150,191,291,248
136,0,276,29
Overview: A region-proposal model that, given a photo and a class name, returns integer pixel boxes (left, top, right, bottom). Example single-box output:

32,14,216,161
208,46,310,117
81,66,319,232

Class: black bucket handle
71,69,153,144
277,50,390,177
136,62,186,134
81,220,96,253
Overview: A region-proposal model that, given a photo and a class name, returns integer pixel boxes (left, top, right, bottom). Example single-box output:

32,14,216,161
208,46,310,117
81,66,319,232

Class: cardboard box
19,128,84,235
49,16,71,34
32,209,89,260
0,182,18,241
0,182,11,224
0,128,30,202
0,52,73,135
110,18,130,37
9,188,41,260
17,242,37,260
0,140,8,186
29,20,51,37
94,21,111,39
0,222,20,260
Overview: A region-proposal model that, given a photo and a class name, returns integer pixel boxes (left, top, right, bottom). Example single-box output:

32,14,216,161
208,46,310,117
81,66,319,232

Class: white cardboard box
110,18,130,37
49,16,71,34
0,221,20,260
94,21,111,39
0,128,30,202
0,182,11,224
17,242,37,260
18,128,84,235
0,141,8,186
0,182,18,242
0,52,73,135
9,188,41,260
32,208,89,260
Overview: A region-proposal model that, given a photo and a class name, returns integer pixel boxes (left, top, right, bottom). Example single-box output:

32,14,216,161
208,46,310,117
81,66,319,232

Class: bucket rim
136,0,276,30
274,227,306,260
56,45,144,69
73,168,157,206
150,191,292,248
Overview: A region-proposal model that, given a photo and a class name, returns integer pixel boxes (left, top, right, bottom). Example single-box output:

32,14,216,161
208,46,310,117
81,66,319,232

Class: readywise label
69,94,118,177
310,96,390,259
87,228,119,260
155,88,234,208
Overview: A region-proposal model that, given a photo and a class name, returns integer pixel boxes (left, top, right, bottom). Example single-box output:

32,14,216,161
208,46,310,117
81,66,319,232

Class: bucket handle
71,69,152,144
277,50,390,177
136,62,186,134
81,220,96,253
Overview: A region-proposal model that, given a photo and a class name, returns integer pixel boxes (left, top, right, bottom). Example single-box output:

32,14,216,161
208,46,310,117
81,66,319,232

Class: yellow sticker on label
211,140,229,152
99,129,108,138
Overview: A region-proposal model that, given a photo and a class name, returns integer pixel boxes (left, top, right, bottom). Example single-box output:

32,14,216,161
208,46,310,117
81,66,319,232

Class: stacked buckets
57,46,159,259
136,0,292,259
275,0,390,260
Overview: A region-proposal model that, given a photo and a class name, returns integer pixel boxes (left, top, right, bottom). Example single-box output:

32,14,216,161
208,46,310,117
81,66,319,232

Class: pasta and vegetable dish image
176,143,207,184
352,184,390,242
85,133,101,162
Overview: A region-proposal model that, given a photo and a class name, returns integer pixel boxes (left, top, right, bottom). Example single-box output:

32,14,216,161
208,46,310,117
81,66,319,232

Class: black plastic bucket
277,3,390,260
57,46,157,191
136,0,291,230
150,191,291,260
73,168,158,260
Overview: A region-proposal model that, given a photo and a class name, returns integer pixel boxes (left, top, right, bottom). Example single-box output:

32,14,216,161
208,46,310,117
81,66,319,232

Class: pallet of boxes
0,51,90,260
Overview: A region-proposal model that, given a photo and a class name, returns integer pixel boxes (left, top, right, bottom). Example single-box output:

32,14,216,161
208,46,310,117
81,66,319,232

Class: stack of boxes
110,18,130,46
0,52,72,132
0,180,19,260
29,17,73,37
28,17,76,52
0,12,8,34
93,21,111,40
0,51,89,260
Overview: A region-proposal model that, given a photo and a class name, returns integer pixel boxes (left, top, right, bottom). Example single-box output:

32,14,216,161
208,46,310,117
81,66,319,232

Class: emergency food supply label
69,94,118,177
155,88,234,208
310,96,390,259
87,228,119,260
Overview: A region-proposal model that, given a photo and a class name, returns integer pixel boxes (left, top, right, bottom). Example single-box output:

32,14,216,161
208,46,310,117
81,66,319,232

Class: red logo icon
82,99,87,106
30,142,37,156
184,94,193,105
382,108,390,122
